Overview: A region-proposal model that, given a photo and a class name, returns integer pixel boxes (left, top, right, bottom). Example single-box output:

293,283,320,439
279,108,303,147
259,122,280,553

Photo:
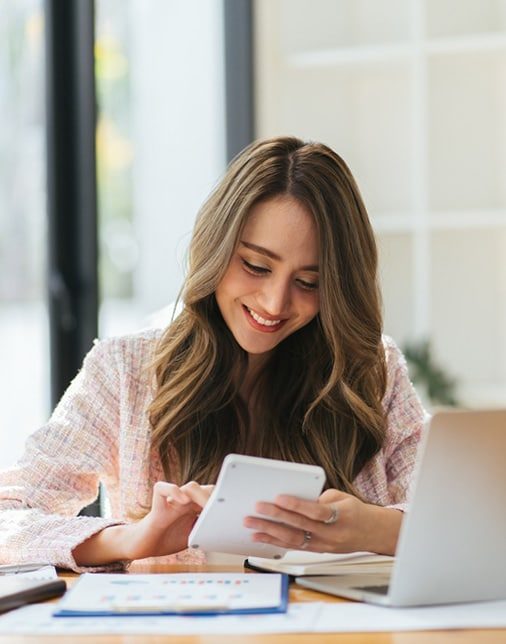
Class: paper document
0,564,56,580
54,572,288,616
0,602,319,635
313,600,506,632
1,600,506,635
10,566,57,581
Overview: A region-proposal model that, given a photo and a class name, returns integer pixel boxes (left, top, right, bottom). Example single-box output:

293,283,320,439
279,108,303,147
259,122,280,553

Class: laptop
297,408,506,607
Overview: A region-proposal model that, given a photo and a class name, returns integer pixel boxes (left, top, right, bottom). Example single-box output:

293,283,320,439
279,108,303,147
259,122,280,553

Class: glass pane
0,0,48,468
95,0,226,338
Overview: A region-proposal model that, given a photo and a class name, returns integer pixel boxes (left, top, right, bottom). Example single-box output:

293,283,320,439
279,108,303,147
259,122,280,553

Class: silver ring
323,506,339,524
300,530,312,549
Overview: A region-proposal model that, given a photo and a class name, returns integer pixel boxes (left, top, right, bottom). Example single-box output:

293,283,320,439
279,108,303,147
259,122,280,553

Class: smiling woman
0,136,425,570
150,137,391,494
216,196,320,360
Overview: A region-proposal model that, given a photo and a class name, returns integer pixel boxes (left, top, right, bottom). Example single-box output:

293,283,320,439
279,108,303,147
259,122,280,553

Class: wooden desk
0,562,504,643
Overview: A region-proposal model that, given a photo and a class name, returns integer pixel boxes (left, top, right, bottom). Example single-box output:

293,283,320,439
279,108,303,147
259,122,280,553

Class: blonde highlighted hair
148,136,387,494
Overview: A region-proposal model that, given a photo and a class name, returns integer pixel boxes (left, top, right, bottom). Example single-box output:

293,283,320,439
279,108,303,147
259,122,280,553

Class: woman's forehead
241,196,319,266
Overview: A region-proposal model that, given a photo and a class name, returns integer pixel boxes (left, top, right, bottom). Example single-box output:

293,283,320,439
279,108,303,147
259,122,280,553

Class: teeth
246,307,281,327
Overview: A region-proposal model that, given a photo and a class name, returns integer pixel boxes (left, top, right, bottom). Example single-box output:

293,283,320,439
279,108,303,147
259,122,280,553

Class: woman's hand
73,481,214,566
243,488,403,556
121,481,214,560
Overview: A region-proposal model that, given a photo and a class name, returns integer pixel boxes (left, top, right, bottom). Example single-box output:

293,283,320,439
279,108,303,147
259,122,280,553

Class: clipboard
53,573,289,616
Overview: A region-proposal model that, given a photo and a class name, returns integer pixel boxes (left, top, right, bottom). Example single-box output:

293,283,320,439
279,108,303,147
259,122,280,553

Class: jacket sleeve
0,338,129,572
382,338,429,512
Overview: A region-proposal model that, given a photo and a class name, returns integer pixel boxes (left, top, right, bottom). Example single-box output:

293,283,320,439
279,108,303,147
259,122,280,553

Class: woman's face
215,195,320,359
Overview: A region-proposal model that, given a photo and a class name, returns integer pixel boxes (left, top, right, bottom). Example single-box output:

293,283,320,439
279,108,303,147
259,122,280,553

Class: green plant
403,340,458,406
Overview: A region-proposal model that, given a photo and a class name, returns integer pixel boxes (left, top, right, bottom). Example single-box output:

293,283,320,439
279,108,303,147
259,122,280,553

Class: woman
0,137,425,571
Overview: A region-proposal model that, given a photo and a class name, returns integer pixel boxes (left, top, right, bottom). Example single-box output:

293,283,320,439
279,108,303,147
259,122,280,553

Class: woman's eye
297,278,319,291
242,259,269,275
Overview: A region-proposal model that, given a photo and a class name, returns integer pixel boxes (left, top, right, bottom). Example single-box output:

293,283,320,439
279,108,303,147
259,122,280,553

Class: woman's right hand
73,481,214,566
123,481,214,560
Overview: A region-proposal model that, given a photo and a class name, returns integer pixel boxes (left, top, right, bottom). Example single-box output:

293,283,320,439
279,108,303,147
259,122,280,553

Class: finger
244,516,310,550
274,495,339,523
152,481,191,505
151,482,193,517
180,481,214,507
199,484,215,501
251,532,313,551
320,503,340,525
254,532,325,552
254,501,316,531
318,488,349,503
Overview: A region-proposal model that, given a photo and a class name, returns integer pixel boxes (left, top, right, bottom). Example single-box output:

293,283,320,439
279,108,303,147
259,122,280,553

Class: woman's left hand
243,488,402,556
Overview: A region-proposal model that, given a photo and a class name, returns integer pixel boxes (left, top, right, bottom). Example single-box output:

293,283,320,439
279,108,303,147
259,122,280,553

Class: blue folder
53,572,289,617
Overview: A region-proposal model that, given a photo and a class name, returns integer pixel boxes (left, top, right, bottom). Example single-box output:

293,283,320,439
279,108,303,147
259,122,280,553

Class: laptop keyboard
352,584,390,595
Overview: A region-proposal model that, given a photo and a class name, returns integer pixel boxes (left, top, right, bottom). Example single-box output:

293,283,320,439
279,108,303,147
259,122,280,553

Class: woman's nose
258,278,290,316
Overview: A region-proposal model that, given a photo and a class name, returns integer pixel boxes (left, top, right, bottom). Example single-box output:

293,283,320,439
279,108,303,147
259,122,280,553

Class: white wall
254,0,506,406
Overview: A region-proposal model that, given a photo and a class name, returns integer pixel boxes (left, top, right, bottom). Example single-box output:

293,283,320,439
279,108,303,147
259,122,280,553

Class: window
0,0,48,467
95,0,226,338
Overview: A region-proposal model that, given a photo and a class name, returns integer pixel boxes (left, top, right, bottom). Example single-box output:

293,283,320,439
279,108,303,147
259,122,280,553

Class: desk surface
0,561,504,643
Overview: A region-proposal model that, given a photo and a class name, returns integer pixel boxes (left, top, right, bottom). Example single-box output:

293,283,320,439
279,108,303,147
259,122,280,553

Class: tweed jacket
0,328,426,571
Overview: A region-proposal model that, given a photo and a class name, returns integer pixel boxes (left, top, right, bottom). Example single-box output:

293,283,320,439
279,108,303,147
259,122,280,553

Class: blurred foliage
403,339,458,406
0,2,45,302
95,2,135,300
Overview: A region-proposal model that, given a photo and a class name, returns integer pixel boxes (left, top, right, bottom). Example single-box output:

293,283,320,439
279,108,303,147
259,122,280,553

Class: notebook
246,550,393,577
298,409,506,607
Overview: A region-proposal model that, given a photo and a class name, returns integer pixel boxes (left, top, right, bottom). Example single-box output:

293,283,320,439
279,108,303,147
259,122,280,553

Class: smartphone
188,454,326,558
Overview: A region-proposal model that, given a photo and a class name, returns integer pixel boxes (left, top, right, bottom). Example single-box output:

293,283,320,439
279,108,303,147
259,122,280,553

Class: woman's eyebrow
239,240,319,271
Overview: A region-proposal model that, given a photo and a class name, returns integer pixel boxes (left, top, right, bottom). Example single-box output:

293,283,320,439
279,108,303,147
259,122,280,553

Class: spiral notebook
53,573,289,617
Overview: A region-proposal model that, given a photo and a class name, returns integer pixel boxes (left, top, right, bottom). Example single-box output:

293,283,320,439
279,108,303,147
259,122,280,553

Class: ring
323,506,339,524
300,530,312,549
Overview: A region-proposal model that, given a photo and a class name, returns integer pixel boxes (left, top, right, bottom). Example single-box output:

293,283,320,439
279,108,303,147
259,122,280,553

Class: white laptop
297,409,506,607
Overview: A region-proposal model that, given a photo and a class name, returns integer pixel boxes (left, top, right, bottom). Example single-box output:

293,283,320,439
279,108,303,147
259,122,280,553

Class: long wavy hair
148,136,387,495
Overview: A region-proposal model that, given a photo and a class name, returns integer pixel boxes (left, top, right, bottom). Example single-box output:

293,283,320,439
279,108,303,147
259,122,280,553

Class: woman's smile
242,304,287,333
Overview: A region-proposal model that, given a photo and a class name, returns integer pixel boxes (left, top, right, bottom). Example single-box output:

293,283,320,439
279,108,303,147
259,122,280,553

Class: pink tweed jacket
0,328,426,572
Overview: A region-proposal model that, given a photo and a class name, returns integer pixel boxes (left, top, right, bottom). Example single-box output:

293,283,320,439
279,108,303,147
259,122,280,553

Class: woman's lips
242,305,287,333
